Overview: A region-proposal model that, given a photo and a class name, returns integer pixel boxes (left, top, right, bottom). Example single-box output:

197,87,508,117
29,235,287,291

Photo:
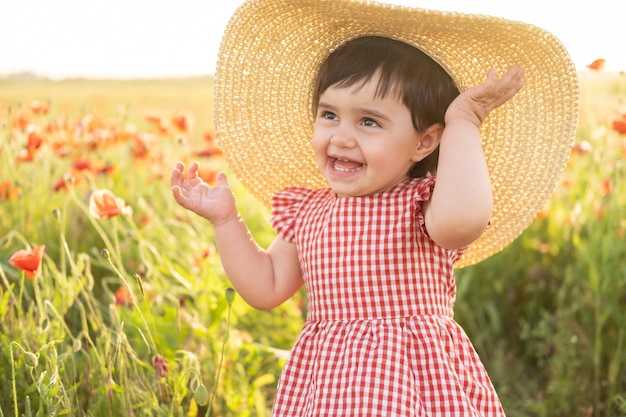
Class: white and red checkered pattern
270,176,505,416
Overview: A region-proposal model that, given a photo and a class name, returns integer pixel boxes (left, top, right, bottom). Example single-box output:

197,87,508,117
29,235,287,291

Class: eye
319,110,337,121
362,117,380,127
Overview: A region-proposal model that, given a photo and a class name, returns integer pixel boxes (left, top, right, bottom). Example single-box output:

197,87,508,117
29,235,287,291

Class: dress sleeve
412,173,436,236
413,174,485,265
270,187,309,243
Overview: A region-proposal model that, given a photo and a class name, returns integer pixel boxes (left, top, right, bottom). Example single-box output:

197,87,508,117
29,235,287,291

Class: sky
0,0,623,79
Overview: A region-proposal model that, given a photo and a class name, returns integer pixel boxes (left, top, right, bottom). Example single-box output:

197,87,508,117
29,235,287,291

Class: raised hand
446,66,524,128
170,161,238,226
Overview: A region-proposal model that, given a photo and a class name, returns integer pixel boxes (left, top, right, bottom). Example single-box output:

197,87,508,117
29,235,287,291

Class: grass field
1,71,625,416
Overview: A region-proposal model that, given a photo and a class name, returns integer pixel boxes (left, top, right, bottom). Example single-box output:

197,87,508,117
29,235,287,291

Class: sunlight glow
0,0,623,79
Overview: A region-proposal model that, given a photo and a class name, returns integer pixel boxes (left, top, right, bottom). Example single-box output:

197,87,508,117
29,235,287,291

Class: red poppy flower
30,100,50,115
193,146,222,158
586,58,606,71
0,181,21,200
53,177,69,193
196,165,218,184
171,112,193,132
202,131,215,143
611,114,626,135
89,189,132,219
96,163,115,176
194,131,222,157
571,141,593,154
72,158,93,172
9,245,45,279
26,127,44,152
131,134,154,159
11,112,30,130
145,115,169,134
114,285,133,308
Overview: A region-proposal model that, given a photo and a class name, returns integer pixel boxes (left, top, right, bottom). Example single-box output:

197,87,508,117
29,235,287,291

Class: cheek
311,128,326,154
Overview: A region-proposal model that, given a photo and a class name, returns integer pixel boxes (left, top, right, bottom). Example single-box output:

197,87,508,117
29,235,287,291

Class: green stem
17,273,24,322
206,293,233,417
77,301,107,368
68,188,125,274
54,203,69,279
113,217,121,262
43,301,82,351
102,249,156,353
33,276,45,329
0,267,15,308
10,343,18,417
182,366,203,388
10,342,33,416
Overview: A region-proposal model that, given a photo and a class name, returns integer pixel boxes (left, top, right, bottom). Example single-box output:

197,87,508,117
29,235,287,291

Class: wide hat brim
214,0,579,268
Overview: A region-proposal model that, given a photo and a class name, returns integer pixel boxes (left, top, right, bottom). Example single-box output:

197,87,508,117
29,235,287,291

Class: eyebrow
317,101,392,122
358,107,391,122
316,101,335,112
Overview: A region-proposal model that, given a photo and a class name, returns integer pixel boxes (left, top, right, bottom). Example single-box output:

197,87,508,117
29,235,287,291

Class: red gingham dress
269,176,505,417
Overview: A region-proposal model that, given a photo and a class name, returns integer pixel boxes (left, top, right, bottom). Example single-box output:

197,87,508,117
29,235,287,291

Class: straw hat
214,0,579,267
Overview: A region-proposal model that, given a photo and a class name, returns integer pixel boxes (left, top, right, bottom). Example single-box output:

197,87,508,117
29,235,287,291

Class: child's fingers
171,184,182,200
215,172,229,187
170,183,190,209
479,66,524,108
501,68,524,101
188,161,199,179
170,161,185,186
500,66,523,87
506,65,524,79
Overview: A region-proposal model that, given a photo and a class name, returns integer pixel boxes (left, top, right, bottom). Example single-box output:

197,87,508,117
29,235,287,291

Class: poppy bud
72,338,82,352
24,351,38,368
194,383,209,406
151,354,169,378
225,288,236,306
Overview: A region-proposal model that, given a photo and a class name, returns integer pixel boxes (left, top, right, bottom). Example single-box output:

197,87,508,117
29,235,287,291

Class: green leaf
252,373,275,388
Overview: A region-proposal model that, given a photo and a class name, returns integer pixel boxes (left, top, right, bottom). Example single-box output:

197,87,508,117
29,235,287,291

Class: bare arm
424,66,524,249
171,162,303,310
212,217,303,310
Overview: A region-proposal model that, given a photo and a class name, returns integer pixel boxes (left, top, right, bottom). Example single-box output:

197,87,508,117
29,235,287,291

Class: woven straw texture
214,0,579,268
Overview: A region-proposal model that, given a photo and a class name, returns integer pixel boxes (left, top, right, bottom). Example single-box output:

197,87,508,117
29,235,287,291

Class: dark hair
312,36,459,177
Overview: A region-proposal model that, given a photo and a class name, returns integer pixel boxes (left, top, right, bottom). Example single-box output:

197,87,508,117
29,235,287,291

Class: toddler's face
312,75,425,198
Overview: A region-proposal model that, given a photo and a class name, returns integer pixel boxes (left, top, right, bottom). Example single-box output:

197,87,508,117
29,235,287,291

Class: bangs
333,65,406,103
313,36,458,132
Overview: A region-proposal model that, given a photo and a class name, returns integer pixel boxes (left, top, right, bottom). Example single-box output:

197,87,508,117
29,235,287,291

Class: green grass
455,70,626,416
1,72,625,416
0,77,303,416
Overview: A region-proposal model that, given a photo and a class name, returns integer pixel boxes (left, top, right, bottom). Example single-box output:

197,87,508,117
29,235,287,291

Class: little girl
172,35,520,415
171,1,578,415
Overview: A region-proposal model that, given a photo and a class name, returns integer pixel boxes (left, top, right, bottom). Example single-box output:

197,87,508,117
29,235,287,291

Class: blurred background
1,0,624,79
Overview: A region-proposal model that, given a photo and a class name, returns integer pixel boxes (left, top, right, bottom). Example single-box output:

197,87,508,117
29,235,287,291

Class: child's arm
424,66,524,250
171,161,303,310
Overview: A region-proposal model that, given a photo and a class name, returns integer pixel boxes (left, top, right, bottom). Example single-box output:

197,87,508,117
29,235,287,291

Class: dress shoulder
270,187,317,243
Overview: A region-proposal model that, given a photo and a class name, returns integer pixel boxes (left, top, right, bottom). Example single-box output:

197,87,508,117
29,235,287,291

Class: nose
329,124,356,147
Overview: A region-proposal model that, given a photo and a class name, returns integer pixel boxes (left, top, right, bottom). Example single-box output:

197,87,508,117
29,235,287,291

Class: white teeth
332,158,363,172
334,165,358,172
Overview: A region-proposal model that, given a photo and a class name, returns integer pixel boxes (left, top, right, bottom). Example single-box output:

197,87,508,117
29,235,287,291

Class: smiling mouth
332,157,364,172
